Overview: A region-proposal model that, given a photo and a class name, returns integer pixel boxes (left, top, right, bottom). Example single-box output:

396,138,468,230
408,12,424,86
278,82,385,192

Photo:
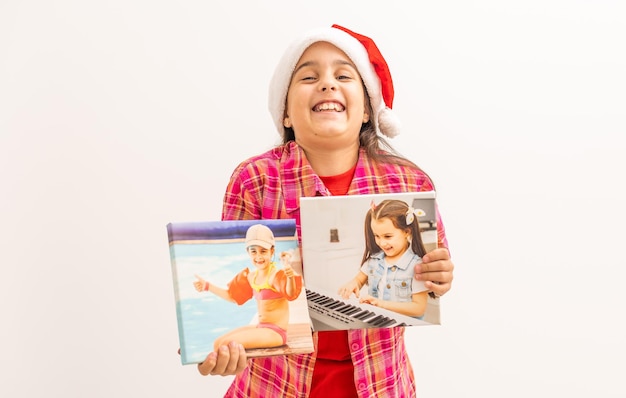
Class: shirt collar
281,141,370,211
281,142,330,214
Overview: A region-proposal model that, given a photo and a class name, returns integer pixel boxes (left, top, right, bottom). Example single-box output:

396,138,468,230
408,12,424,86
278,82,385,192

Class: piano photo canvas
300,192,441,331
167,219,314,365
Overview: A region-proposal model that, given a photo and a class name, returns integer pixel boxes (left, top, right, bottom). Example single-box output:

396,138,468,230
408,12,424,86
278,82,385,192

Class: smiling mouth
313,102,345,112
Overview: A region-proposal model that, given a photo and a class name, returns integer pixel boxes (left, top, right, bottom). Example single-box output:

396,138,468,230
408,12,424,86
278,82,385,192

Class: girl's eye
337,75,351,80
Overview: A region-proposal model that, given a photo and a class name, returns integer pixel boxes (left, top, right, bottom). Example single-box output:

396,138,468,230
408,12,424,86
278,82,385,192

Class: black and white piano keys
305,288,431,331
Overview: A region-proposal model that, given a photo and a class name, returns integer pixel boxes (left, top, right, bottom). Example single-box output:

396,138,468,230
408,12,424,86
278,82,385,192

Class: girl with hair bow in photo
338,200,431,319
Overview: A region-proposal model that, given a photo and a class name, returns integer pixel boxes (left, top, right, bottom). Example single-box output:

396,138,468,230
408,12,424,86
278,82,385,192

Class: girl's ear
283,116,292,128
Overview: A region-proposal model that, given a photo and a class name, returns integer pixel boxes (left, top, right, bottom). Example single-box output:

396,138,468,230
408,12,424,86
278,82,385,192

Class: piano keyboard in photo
306,289,428,331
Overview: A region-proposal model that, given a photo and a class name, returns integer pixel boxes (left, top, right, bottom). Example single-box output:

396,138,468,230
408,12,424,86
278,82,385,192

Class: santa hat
268,24,401,138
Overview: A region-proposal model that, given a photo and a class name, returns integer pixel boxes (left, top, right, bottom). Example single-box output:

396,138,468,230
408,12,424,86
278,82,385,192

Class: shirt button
351,343,360,350
358,383,367,390
386,284,391,289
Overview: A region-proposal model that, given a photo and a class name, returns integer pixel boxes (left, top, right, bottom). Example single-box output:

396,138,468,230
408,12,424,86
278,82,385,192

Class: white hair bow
405,207,426,225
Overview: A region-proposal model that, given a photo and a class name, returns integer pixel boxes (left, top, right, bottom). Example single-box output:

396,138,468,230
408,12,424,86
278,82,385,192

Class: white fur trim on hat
377,107,401,138
268,26,400,138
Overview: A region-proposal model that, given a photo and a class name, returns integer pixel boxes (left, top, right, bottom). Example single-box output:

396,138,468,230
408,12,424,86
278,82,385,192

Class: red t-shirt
310,164,358,397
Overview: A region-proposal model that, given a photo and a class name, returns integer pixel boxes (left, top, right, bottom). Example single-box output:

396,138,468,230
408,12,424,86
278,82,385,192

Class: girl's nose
319,73,336,92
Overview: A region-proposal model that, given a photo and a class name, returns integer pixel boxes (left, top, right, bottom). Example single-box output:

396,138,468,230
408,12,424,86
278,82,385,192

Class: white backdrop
2,1,625,397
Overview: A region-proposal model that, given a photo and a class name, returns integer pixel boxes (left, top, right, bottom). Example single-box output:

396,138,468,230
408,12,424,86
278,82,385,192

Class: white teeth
314,102,344,111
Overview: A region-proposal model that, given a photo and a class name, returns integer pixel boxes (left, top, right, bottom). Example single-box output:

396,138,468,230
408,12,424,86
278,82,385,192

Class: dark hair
361,199,427,265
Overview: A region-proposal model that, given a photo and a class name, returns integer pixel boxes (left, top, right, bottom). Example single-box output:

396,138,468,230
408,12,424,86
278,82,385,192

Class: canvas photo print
300,192,440,332
167,219,314,365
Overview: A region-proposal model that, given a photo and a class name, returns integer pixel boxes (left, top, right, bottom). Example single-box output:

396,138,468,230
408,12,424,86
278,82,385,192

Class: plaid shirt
222,141,448,398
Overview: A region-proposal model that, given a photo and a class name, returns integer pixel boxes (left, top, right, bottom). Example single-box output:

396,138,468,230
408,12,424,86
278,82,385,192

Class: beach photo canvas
167,219,314,365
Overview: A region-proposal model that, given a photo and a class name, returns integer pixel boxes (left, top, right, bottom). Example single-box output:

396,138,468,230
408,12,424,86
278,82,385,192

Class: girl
338,200,430,318
198,24,455,397
193,224,302,350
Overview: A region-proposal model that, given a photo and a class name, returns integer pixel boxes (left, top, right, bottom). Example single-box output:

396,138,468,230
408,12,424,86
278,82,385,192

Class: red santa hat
268,24,401,138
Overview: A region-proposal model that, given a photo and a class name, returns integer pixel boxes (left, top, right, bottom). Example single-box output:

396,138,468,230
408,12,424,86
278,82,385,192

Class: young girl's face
284,41,369,152
370,218,410,262
247,246,274,270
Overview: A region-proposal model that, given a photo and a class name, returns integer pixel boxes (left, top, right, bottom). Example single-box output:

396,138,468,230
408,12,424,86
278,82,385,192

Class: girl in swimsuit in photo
193,224,303,350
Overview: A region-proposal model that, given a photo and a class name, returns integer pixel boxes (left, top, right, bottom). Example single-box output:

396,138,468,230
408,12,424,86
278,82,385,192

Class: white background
2,1,625,397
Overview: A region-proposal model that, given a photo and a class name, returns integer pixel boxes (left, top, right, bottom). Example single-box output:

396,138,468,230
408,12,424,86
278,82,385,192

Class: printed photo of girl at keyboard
337,199,431,319
300,191,441,331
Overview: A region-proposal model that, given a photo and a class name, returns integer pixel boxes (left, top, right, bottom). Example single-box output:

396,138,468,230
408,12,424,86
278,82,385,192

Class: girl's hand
280,251,293,268
283,263,295,278
415,248,454,297
359,294,381,307
193,274,208,292
338,280,360,299
198,342,248,376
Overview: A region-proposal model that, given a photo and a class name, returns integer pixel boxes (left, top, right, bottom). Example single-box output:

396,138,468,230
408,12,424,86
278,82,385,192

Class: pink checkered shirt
221,141,448,398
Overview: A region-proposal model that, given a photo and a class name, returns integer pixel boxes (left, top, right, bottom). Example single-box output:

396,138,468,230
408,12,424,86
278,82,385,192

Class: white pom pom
378,107,401,138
